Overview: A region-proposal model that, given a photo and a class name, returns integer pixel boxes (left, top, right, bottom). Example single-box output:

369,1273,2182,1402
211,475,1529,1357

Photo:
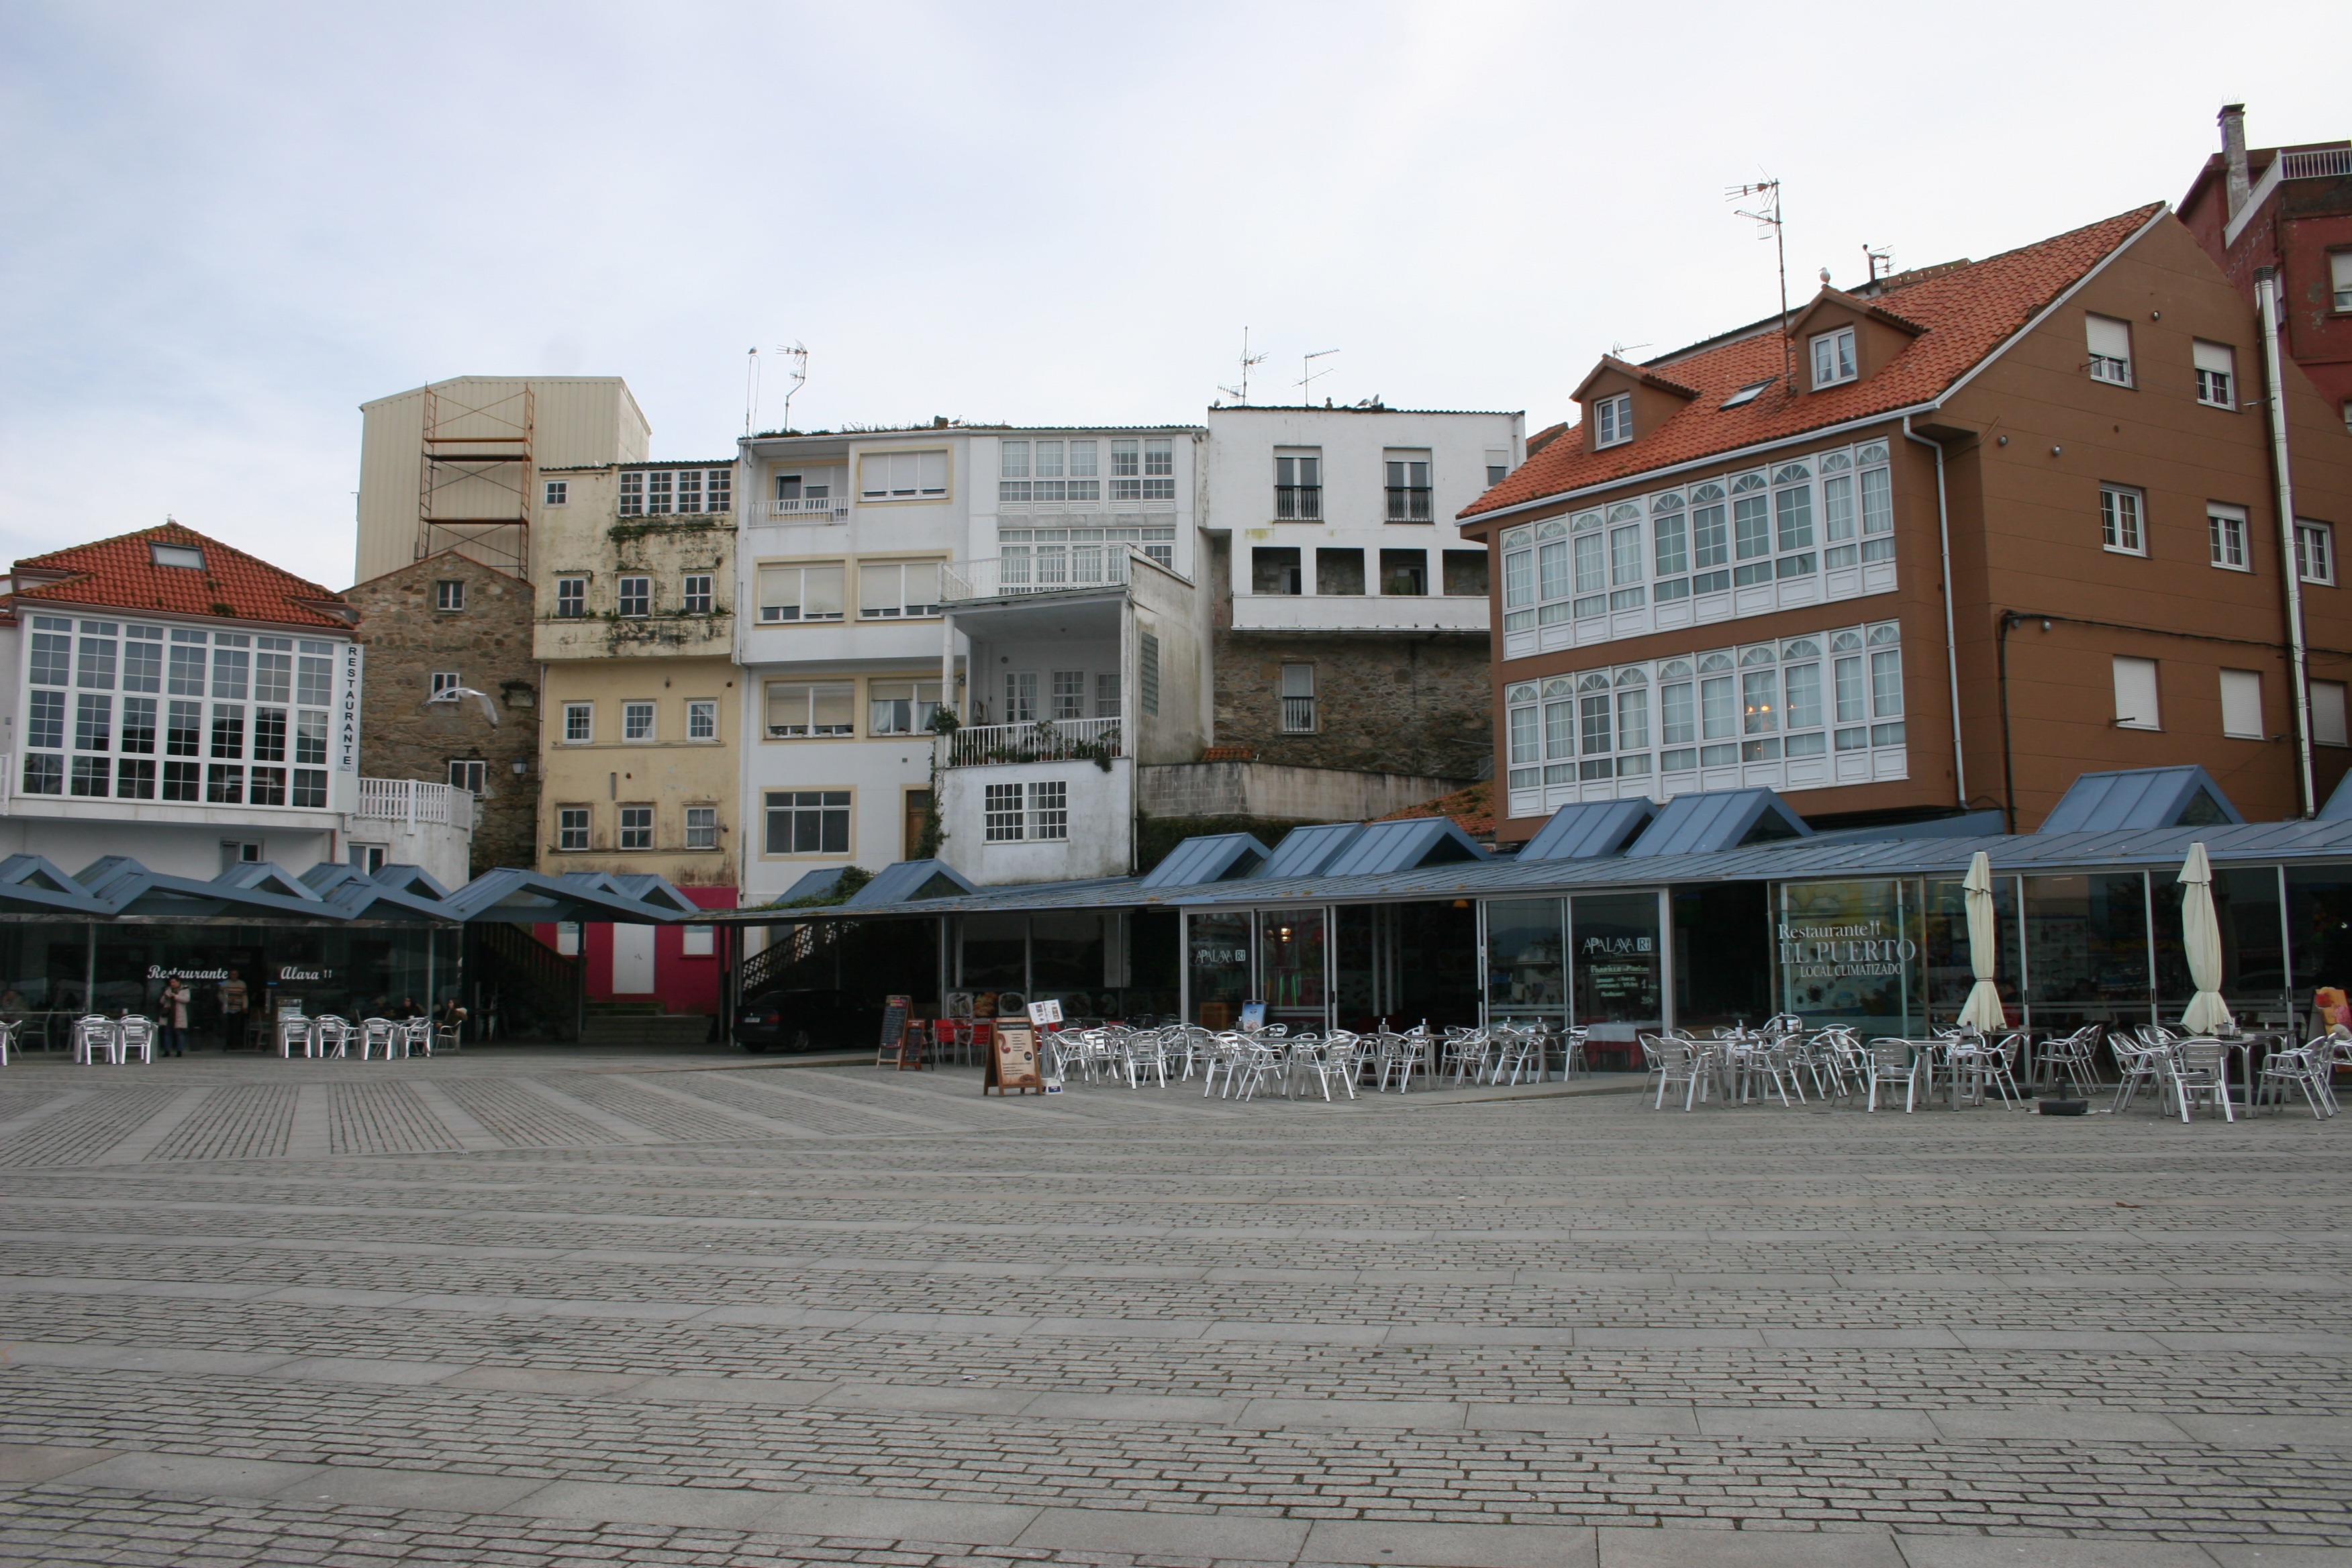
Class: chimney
2219,102,2251,220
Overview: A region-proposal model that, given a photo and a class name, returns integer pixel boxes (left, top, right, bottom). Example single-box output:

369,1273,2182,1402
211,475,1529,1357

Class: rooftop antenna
1298,347,1339,401
1608,340,1652,360
1726,176,1791,389
743,347,761,438
777,342,809,433
1863,243,1892,285
1218,326,1269,405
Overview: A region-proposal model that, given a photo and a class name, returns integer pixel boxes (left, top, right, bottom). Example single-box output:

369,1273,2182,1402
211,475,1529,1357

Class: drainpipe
1903,417,1967,810
2257,266,2315,816
1996,611,2021,835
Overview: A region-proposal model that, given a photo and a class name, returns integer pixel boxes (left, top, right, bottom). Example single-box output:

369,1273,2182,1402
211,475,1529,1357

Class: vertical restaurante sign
337,641,363,773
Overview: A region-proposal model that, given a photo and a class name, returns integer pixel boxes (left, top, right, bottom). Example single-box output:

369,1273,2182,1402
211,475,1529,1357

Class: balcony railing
1275,485,1322,521
940,716,1124,769
354,778,475,830
767,496,848,522
2280,146,2352,181
941,548,1135,602
1385,486,1433,522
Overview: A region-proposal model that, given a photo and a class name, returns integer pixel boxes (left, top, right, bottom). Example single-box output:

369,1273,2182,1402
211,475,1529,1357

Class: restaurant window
1922,874,2021,1028
1776,880,1921,1039
2153,866,2286,1022
1571,891,1662,1046
1485,899,1566,1019
2020,873,2152,1034
1187,911,1253,1030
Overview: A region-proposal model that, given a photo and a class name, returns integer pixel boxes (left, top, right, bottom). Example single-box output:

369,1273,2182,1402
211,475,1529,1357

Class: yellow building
532,461,741,895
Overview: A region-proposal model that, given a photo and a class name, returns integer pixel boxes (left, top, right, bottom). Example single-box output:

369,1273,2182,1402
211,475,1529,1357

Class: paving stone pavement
0,1048,2346,1567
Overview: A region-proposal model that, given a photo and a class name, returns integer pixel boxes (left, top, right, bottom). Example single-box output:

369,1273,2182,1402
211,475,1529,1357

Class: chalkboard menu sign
985,1017,1044,1095
877,995,920,1069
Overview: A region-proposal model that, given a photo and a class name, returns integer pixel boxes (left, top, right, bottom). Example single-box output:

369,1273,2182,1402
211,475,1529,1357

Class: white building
1,524,473,887
1199,403,1525,787
733,423,1211,900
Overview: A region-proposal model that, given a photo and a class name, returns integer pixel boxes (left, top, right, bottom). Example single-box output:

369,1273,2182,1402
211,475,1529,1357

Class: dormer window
1594,393,1632,448
150,543,205,571
1810,328,1857,389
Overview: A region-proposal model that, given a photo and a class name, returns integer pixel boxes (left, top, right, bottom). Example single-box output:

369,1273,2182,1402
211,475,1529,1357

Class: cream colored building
354,376,650,586
531,462,742,892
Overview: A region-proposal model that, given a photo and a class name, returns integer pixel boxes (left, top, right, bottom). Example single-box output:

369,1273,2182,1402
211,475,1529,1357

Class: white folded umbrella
1957,850,2009,1032
2178,842,2234,1035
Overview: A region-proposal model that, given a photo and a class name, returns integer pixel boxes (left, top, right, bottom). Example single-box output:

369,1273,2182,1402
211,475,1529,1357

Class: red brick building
1461,205,2352,841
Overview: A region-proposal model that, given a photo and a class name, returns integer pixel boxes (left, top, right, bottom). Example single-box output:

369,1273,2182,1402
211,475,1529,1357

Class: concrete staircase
579,1006,713,1048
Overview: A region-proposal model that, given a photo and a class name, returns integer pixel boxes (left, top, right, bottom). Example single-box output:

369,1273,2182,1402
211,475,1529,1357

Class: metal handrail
941,548,1134,602
940,716,1124,768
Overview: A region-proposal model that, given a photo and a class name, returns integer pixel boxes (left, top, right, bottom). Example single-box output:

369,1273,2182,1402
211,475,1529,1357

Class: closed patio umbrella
1957,850,2008,1032
2178,842,2234,1035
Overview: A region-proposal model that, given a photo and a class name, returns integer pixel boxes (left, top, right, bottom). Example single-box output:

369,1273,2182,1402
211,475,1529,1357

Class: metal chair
1863,1040,1920,1113
358,1018,399,1061
116,1016,156,1065
73,1016,121,1065
311,1016,354,1060
2259,1040,2335,1120
399,1018,434,1058
1650,1040,1704,1110
0,1017,19,1066
2167,1039,2235,1123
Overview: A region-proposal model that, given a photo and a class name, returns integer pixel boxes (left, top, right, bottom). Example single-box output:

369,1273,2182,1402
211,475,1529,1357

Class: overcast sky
1,1,2339,589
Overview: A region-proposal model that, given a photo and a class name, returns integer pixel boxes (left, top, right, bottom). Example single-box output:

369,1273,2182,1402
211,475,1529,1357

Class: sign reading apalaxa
1776,918,1918,981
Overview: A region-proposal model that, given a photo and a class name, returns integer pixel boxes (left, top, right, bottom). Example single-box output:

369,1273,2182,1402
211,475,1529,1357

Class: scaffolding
417,384,534,575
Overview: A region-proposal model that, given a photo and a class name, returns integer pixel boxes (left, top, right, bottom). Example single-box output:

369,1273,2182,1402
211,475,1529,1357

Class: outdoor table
2212,1031,2284,1109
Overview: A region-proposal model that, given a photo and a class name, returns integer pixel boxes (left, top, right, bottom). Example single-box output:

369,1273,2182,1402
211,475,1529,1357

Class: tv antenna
777,342,809,433
1863,242,1892,285
1608,340,1652,360
1726,176,1792,389
1298,347,1339,401
1218,326,1269,405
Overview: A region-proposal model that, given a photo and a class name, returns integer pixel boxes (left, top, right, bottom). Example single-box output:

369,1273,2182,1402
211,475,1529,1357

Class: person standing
218,973,248,1052
159,977,189,1057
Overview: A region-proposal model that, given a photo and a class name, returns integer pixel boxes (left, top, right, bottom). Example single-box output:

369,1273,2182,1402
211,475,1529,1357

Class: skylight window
150,544,205,570
1720,381,1773,409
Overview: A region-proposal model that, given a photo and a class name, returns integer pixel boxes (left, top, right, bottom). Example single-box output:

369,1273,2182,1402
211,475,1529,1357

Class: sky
0,1,2341,589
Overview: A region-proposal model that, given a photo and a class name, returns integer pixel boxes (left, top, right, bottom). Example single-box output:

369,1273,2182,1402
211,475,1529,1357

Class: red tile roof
1460,205,2165,523
1376,779,1495,838
5,522,352,630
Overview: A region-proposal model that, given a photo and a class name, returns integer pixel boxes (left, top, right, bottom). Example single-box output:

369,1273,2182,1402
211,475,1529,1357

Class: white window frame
430,671,461,697
2086,314,2133,386
1810,326,1857,389
617,804,654,850
544,480,568,507
765,681,855,739
2113,656,2161,730
2193,340,2236,409
856,560,944,620
446,758,487,795
1027,780,1069,842
555,576,587,618
2100,485,2146,556
756,562,846,624
2219,669,2264,740
2333,250,2352,313
681,573,713,614
1594,393,1632,448
763,789,852,856
434,579,464,611
858,448,950,501
2208,503,2251,572
556,806,590,851
984,781,1026,842
687,699,718,741
681,923,715,954
1279,663,1316,734
562,702,593,744
684,805,719,849
2296,520,2335,586
616,576,652,617
867,680,943,736
622,701,655,742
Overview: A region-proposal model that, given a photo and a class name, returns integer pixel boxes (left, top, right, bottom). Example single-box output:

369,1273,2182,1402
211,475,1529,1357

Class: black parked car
736,989,885,1052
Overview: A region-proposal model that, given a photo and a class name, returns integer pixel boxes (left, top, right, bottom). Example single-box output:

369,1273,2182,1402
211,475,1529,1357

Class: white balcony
767,497,848,522
942,550,1136,603
354,777,475,831
1229,593,1489,634
939,716,1124,769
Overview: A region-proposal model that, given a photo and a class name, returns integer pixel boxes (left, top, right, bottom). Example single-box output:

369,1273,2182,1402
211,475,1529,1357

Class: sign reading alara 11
1777,918,1915,981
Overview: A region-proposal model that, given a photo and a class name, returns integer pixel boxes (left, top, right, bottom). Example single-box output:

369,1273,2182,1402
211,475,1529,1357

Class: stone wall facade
346,549,540,877
1212,629,1491,780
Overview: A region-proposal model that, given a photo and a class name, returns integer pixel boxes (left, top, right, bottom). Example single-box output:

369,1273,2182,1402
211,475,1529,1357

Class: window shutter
905,562,940,607
812,684,854,732
859,564,899,615
2086,315,2132,360
2112,656,2160,730
2219,669,2263,739
806,566,844,617
2312,680,2349,747
2193,340,2235,375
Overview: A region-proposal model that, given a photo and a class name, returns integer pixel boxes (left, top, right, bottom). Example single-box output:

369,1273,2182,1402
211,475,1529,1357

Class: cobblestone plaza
0,1051,2345,1567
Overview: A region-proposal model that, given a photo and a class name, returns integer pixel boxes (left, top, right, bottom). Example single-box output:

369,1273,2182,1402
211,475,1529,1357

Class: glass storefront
1921,875,2021,1027
0,922,448,1051
1258,908,1326,1033
1571,892,1662,1042
1776,879,1920,1038
2021,873,2153,1033
1187,912,1252,1030
1486,898,1566,1018
1671,883,1773,1030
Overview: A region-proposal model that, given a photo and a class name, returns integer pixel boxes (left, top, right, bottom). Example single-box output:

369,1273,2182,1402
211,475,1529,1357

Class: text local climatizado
1777,920,1914,981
